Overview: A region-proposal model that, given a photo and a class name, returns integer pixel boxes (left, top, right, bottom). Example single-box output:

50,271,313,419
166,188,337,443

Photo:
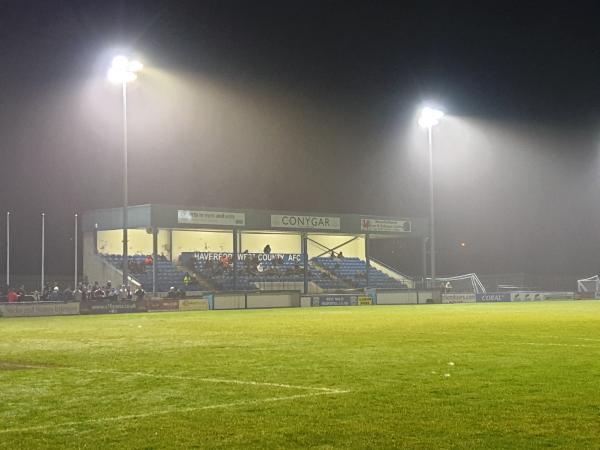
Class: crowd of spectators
127,254,166,275
0,281,145,303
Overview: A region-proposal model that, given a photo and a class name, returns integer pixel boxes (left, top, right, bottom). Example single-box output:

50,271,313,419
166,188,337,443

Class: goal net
577,275,599,293
434,273,486,294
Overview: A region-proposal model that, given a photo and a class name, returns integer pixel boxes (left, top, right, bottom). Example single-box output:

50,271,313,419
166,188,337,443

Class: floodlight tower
418,106,445,288
107,55,143,287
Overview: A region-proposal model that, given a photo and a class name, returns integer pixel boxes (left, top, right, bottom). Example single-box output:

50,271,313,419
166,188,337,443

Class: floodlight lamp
107,55,142,84
418,106,445,128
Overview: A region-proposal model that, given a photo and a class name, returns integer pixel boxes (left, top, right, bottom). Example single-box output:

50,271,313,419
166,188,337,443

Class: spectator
17,285,26,302
167,286,178,299
183,272,191,286
49,286,60,302
144,255,154,266
263,244,271,254
134,286,145,302
330,250,335,258
74,286,83,302
338,251,344,259
63,287,74,301
7,288,18,303
219,254,230,270
108,286,119,301
119,285,130,301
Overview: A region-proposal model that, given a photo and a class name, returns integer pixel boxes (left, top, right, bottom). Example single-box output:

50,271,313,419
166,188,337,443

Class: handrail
369,257,414,282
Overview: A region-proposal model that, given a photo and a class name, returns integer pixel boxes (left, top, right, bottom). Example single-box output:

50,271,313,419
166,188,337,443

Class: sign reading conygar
178,210,245,227
271,214,340,230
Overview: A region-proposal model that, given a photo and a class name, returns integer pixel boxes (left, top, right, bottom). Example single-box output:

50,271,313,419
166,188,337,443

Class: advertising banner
177,210,245,227
179,299,210,311
80,300,146,315
310,294,359,307
476,292,512,303
0,302,80,317
187,252,302,264
510,291,575,301
357,296,373,305
360,218,411,233
146,298,180,312
271,214,340,231
510,292,544,302
442,293,476,304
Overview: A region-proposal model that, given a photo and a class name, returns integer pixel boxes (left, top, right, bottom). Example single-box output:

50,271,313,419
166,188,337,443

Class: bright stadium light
107,54,143,288
107,55,143,84
419,104,445,289
418,106,445,129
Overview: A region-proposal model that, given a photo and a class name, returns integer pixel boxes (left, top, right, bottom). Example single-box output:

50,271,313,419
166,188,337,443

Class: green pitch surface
2,302,600,449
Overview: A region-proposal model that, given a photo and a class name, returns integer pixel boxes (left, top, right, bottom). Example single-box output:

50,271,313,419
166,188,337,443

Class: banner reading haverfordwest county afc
361,218,411,233
178,210,246,227
271,214,340,230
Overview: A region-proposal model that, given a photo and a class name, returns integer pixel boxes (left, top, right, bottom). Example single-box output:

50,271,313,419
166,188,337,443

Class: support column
365,233,370,288
152,227,158,294
233,229,238,291
422,237,428,287
302,233,308,294
168,229,173,262
93,223,98,254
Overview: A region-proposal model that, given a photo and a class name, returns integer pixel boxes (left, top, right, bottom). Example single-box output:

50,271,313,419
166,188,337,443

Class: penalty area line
0,389,350,435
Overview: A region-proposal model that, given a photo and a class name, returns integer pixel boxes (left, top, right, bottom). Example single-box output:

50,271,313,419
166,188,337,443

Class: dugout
81,204,428,293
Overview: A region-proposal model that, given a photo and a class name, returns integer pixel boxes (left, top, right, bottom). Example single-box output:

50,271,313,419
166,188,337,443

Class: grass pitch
2,301,600,449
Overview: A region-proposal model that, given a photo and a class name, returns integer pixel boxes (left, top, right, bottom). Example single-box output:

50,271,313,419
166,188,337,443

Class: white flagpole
74,213,78,288
41,213,45,294
6,211,10,287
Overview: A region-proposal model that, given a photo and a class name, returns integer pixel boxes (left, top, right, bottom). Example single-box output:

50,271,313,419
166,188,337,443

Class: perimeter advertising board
80,300,146,314
476,293,512,303
179,299,210,311
0,302,80,317
442,293,476,304
510,292,544,302
146,298,180,312
357,296,373,305
311,294,359,307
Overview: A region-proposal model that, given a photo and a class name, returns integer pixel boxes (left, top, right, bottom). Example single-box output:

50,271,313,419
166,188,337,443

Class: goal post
434,273,486,294
577,275,599,293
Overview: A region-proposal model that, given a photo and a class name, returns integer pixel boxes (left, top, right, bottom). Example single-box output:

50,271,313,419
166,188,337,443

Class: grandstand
82,204,425,293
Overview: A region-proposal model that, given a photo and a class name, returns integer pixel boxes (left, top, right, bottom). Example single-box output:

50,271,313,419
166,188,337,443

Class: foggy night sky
2,0,600,277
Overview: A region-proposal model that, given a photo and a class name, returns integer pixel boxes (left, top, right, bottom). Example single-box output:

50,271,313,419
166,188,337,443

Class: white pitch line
0,363,343,393
487,341,596,348
0,389,349,435
67,368,344,392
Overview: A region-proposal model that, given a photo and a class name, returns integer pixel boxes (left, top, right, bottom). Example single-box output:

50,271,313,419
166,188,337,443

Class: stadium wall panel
376,290,419,304
97,229,153,255
172,230,233,257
